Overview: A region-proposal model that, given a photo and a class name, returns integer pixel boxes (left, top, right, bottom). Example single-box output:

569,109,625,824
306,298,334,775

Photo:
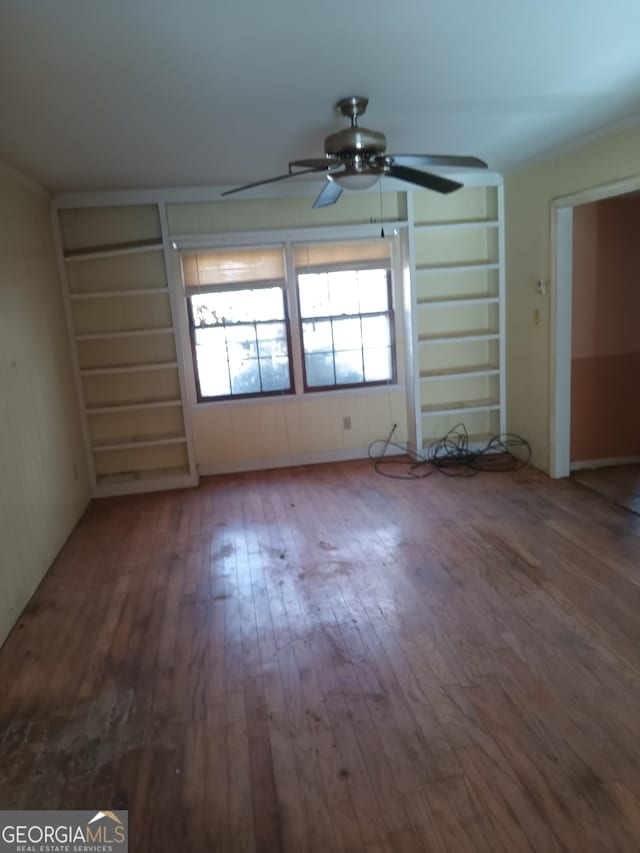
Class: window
184,247,292,401
183,239,396,401
297,266,394,390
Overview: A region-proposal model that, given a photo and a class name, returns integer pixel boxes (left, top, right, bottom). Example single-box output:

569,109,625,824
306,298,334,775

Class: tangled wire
368,422,531,479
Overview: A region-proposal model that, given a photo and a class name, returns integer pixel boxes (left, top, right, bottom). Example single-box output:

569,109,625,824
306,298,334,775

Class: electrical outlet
343,416,352,431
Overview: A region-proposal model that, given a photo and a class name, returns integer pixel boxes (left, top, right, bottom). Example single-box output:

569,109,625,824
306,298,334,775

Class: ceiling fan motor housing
324,126,387,158
326,95,388,174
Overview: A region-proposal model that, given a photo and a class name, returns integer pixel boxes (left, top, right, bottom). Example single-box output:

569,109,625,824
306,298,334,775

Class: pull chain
379,180,385,238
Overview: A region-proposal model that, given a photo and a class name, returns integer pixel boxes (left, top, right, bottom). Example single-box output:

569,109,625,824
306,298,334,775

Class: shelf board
419,329,499,345
92,433,187,453
95,465,191,486
93,466,195,498
75,327,174,341
69,287,168,300
86,399,183,415
422,431,494,449
421,398,501,416
414,219,499,232
416,261,499,274
64,239,163,263
417,295,499,307
420,364,500,381
80,361,178,376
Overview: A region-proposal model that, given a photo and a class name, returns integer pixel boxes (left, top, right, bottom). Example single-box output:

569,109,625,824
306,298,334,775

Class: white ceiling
2,1,640,194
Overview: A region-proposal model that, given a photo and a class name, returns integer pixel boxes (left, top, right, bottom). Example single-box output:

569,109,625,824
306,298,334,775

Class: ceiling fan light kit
222,96,488,207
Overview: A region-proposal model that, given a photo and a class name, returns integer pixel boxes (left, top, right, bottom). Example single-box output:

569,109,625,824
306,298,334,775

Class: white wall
0,164,90,645
505,126,640,472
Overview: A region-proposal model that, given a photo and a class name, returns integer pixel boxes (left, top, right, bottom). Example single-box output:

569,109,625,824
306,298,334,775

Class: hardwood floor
573,463,640,516
1,460,640,851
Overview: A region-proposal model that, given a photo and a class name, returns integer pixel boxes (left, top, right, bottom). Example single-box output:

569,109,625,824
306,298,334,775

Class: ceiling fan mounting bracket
336,96,369,125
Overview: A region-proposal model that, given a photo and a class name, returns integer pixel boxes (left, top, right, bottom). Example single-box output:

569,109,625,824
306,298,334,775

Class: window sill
194,383,406,410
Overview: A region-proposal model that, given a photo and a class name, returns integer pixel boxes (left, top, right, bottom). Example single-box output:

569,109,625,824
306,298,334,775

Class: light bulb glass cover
331,171,381,191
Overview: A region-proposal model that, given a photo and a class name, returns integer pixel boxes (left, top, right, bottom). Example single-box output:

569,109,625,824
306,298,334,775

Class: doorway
551,177,640,480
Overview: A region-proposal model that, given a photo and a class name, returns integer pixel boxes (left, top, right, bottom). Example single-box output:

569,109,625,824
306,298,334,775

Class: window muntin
297,266,395,391
188,287,293,400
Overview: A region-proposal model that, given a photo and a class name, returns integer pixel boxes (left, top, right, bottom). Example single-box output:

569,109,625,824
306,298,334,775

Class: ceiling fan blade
388,154,488,169
312,180,343,209
387,165,463,194
221,167,326,197
290,157,341,171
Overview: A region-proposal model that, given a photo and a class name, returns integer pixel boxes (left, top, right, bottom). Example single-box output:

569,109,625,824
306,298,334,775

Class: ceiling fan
222,96,487,208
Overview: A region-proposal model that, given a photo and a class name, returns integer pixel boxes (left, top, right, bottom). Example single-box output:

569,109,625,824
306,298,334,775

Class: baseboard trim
571,455,640,471
198,444,408,477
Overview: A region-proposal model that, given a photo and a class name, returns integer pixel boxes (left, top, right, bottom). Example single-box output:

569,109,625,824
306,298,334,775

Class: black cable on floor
368,422,531,480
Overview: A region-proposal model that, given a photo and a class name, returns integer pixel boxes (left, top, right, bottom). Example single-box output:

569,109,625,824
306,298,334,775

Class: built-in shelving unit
53,204,197,497
406,182,505,454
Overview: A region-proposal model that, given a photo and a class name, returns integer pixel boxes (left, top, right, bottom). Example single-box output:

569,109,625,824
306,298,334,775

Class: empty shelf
419,329,499,344
417,295,499,307
92,433,187,452
414,219,499,231
75,327,174,341
64,239,163,262
86,399,183,414
69,287,168,300
421,398,500,416
420,364,500,381
80,361,178,376
422,431,495,448
416,261,499,274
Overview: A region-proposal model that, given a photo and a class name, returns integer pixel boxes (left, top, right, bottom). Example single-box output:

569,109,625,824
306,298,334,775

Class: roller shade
293,240,391,271
182,246,285,290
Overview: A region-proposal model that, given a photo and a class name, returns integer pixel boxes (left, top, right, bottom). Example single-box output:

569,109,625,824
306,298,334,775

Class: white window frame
177,225,407,409
186,282,294,402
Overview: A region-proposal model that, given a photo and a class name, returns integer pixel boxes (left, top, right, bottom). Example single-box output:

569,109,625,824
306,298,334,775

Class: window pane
191,287,284,325
302,319,333,353
198,362,231,397
191,294,221,326
361,315,390,349
189,278,292,399
260,356,290,392
335,350,364,384
357,269,389,313
299,266,394,390
194,327,231,397
298,273,330,318
332,317,362,351
256,322,288,358
230,358,261,395
363,347,392,381
250,287,286,321
305,352,335,387
226,324,258,361
328,270,359,316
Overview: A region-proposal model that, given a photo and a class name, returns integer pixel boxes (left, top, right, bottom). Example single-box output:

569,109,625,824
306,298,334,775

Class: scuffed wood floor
1,461,640,852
